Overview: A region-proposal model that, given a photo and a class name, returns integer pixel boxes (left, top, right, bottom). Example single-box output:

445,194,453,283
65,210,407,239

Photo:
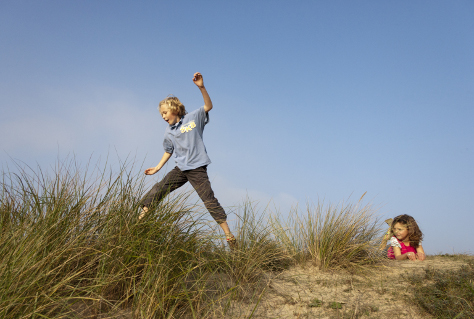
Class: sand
225,254,473,318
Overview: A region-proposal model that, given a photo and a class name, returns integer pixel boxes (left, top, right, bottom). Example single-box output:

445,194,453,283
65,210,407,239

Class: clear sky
1,1,473,254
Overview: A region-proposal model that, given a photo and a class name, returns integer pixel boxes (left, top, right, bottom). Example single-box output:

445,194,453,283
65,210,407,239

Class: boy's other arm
193,72,213,113
144,152,172,175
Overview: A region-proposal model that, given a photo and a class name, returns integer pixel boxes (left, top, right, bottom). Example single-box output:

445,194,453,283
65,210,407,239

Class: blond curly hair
158,96,187,118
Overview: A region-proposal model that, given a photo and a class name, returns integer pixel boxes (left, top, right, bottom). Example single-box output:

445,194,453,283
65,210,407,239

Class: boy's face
160,105,180,125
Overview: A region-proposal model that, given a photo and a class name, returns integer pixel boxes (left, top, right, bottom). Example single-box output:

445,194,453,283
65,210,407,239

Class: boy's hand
193,72,204,88
144,167,159,175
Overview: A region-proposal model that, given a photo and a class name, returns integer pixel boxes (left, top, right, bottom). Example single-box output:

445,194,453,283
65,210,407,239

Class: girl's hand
193,72,204,88
416,253,426,261
145,167,159,175
406,252,417,261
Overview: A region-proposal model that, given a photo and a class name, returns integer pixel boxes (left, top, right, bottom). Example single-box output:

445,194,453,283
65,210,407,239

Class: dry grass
269,197,382,271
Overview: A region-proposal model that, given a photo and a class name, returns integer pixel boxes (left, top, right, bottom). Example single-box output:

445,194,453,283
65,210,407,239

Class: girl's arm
416,244,426,261
144,152,172,175
392,246,417,261
193,72,213,113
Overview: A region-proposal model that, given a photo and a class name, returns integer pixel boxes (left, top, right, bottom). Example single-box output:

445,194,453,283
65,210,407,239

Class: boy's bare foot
226,235,237,251
139,206,148,220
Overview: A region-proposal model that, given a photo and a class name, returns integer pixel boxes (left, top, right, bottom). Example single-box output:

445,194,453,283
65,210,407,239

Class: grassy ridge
0,160,385,318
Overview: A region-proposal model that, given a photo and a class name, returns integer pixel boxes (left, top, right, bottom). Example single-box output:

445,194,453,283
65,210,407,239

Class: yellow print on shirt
180,121,196,133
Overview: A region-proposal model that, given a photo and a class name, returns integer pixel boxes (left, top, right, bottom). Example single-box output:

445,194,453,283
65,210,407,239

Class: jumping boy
140,72,236,250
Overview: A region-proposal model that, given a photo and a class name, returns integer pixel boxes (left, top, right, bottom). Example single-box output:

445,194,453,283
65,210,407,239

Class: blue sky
1,1,473,254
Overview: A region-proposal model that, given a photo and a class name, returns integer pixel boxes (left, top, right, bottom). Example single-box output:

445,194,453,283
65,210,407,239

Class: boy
140,72,236,249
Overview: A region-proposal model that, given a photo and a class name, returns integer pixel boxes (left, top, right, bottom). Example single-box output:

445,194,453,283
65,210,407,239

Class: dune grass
0,160,212,318
269,197,382,271
0,159,385,318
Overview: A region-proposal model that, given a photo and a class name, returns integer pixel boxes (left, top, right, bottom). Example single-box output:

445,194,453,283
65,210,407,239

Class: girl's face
393,222,409,242
160,105,180,125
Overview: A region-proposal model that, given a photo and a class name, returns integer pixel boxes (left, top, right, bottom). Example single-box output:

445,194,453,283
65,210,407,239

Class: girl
387,214,425,261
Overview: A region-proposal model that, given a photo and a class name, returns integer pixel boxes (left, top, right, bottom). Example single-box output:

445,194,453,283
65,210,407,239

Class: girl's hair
158,96,187,118
391,214,423,249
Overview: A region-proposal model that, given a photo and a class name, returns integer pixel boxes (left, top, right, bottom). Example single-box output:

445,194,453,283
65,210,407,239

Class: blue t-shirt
163,106,211,171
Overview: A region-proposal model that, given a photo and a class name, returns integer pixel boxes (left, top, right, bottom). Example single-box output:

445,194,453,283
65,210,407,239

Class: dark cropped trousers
141,165,227,224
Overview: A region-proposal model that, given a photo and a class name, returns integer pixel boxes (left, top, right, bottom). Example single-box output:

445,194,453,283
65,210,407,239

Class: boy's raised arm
193,72,213,113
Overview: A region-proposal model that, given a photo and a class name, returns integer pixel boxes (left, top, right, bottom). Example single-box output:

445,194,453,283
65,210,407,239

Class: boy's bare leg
141,206,229,235
219,221,237,250
139,206,148,220
219,221,233,238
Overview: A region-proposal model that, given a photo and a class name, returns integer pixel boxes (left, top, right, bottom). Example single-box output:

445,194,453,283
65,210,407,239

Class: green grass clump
407,262,474,318
308,298,323,307
328,301,343,309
